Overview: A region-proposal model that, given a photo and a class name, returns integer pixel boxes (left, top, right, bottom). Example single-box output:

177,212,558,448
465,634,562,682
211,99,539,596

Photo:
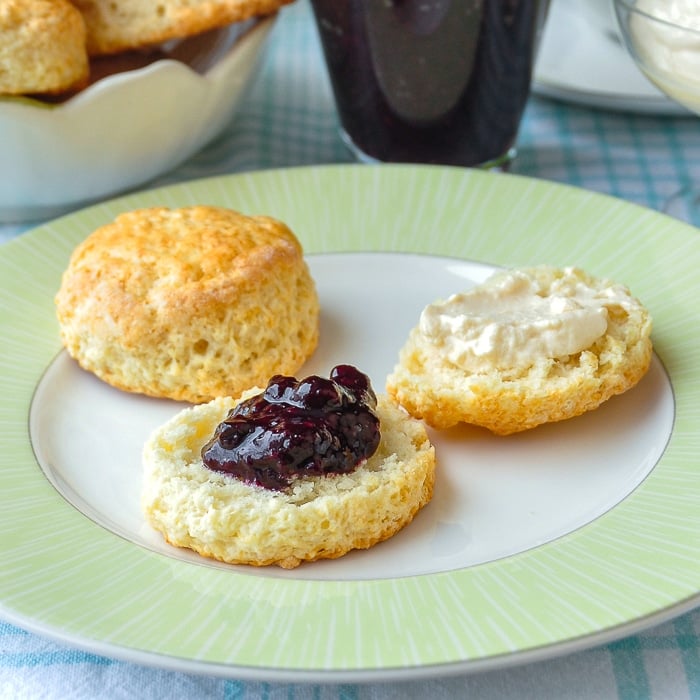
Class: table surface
1,2,699,698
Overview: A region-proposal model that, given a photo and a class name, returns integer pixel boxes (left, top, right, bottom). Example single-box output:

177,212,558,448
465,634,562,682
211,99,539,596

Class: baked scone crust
55,206,319,403
0,0,89,95
141,394,436,568
386,266,653,435
71,0,295,55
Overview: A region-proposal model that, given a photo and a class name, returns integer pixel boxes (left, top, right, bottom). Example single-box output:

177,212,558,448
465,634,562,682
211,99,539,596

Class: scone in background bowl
0,15,276,224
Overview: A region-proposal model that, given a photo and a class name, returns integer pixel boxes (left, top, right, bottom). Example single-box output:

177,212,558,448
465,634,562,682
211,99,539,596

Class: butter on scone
0,0,89,95
55,205,319,403
72,0,295,56
142,366,436,569
386,266,653,435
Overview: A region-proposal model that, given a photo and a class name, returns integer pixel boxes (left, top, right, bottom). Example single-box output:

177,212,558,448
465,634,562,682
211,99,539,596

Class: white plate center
30,253,674,581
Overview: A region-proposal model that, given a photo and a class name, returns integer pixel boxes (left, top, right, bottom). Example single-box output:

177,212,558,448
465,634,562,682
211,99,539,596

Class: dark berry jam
310,0,548,166
201,365,381,491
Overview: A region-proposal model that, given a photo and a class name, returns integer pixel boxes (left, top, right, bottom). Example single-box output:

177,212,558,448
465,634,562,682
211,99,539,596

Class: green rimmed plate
1,164,698,682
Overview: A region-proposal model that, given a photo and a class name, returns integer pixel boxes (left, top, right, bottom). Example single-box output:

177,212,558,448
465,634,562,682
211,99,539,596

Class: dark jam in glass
311,0,547,166
201,365,381,491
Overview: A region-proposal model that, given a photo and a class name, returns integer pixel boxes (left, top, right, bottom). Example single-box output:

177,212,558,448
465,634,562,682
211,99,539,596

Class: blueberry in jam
201,365,381,490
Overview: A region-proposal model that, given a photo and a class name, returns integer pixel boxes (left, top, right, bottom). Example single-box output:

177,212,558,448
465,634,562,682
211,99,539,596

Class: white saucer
533,0,688,115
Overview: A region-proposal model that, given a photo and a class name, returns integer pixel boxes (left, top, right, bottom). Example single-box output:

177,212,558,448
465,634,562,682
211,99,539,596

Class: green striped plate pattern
0,165,698,681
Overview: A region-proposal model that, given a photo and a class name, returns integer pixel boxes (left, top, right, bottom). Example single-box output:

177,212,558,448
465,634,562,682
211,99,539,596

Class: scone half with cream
142,365,436,568
386,266,653,435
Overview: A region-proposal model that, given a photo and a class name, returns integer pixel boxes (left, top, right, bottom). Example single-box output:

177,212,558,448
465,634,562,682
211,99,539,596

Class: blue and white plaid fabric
2,610,699,698
1,1,699,698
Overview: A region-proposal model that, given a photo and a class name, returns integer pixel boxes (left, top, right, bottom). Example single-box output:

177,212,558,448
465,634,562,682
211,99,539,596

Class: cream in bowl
615,0,700,113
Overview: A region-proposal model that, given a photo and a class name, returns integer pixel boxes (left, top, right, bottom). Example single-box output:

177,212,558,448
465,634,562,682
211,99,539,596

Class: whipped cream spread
419,267,631,372
630,0,700,111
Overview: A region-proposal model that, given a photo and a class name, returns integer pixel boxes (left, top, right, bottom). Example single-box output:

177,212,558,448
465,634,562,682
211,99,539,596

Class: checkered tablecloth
1,1,699,698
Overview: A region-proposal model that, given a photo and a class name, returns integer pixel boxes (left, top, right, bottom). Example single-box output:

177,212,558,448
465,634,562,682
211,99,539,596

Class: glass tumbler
310,0,550,168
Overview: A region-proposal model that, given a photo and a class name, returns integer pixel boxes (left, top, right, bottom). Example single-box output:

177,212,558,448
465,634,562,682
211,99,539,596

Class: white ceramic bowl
0,15,276,223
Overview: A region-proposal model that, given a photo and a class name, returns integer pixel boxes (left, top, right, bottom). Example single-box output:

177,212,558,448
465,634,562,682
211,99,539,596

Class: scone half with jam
386,266,653,435
142,366,436,569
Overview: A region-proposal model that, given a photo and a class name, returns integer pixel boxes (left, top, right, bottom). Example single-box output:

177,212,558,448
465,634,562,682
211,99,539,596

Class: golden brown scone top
0,0,89,95
55,205,320,403
57,205,304,347
81,205,293,287
71,0,296,56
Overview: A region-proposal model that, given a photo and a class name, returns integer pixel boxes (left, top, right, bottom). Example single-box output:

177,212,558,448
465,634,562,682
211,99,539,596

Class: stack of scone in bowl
55,205,653,569
0,0,291,222
0,0,292,96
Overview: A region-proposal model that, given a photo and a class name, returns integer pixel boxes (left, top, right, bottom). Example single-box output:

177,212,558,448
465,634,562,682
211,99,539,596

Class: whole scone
72,0,295,56
386,266,653,435
55,205,319,403
0,0,89,95
142,393,436,568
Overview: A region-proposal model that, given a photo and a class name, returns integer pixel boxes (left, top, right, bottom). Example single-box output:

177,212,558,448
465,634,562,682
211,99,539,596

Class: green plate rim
1,163,698,681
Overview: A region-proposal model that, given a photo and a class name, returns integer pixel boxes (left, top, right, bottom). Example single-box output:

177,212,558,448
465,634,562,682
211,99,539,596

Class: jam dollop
201,365,381,490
